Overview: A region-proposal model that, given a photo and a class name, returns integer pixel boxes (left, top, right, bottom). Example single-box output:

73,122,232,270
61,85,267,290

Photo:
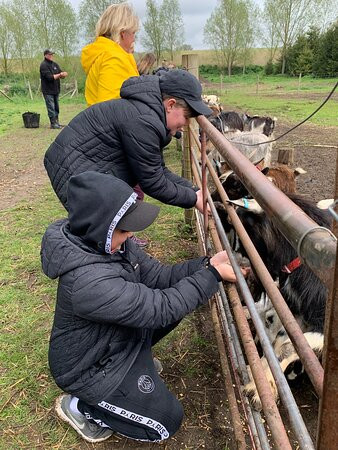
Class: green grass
203,74,337,126
0,95,86,135
0,133,201,447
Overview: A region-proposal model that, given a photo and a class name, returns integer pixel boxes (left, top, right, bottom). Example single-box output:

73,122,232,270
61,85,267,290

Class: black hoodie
41,216,219,404
44,75,197,210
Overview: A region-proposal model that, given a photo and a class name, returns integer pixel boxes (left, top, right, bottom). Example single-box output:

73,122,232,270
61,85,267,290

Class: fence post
316,155,338,450
27,81,33,100
181,54,199,226
277,148,294,165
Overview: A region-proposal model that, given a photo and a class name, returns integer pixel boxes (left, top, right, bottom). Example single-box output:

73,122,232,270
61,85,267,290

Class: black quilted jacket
41,219,219,404
44,75,197,210
39,59,62,95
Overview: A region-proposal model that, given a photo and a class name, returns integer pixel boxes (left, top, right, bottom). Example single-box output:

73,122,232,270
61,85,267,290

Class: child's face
111,229,133,252
165,101,189,135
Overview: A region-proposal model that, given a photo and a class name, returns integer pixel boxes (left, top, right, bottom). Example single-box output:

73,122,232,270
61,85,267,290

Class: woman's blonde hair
137,53,156,75
95,3,139,44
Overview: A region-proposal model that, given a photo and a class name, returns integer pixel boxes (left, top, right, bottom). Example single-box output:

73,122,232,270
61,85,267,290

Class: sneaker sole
55,395,113,443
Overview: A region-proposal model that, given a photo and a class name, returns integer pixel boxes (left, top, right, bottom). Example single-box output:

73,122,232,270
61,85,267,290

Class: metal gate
182,116,337,449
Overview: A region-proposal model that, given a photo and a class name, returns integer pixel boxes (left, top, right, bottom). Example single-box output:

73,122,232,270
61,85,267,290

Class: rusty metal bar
211,300,247,450
196,115,337,289
189,125,324,398
196,204,268,450
316,154,338,450
199,129,209,245
194,209,247,449
216,284,270,450
207,219,269,450
191,149,316,450
191,153,294,449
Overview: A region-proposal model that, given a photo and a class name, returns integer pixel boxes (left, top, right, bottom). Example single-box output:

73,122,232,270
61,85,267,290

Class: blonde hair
137,53,156,75
95,3,139,44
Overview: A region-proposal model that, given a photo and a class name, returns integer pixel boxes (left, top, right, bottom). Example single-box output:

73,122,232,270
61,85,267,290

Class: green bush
8,84,28,96
264,59,274,75
313,23,338,77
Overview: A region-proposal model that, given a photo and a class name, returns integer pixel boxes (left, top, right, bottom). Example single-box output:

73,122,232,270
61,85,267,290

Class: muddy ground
0,107,336,449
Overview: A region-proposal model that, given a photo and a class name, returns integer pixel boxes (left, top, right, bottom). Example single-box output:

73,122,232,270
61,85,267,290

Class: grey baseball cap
159,69,212,117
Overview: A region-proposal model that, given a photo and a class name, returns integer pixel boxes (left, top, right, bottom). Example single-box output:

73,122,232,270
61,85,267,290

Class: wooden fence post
27,81,33,100
181,53,199,227
277,148,294,166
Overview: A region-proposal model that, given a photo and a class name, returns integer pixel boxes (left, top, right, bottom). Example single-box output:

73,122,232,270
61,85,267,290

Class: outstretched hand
210,250,249,282
195,189,211,215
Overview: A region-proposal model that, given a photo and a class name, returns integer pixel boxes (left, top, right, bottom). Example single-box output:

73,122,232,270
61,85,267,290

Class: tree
261,5,281,62
264,0,327,74
204,0,254,76
0,2,14,75
24,0,77,57
50,0,78,58
179,44,193,51
238,0,259,73
4,1,29,78
141,0,165,64
286,27,320,75
161,0,184,61
79,0,124,43
313,22,338,77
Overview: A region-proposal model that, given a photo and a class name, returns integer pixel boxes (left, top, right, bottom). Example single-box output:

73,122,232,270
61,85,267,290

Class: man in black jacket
41,171,245,444
44,69,211,213
40,49,68,129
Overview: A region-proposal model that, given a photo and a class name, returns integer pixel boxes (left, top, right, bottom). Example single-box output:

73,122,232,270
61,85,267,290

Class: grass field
0,96,85,135
0,105,220,447
202,74,338,126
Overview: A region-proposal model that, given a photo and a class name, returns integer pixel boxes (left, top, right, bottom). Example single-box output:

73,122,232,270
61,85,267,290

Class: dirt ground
272,119,337,202
0,108,336,449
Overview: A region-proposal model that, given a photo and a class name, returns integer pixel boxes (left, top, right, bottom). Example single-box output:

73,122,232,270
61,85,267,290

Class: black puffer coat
44,75,197,210
41,220,219,405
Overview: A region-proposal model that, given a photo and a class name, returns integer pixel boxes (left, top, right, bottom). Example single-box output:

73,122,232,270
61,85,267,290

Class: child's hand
210,250,249,282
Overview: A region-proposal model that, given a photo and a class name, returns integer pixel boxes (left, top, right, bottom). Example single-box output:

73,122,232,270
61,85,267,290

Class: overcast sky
69,0,231,50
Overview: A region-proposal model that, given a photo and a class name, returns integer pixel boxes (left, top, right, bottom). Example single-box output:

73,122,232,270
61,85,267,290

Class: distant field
202,74,337,127
169,48,278,66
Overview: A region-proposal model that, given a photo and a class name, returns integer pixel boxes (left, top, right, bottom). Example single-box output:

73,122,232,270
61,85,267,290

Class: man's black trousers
43,94,59,121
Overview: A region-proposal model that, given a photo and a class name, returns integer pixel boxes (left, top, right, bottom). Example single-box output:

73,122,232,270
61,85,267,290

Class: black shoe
55,117,64,128
50,123,62,129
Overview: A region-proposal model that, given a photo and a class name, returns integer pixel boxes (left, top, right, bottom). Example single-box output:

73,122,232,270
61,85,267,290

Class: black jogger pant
78,323,183,442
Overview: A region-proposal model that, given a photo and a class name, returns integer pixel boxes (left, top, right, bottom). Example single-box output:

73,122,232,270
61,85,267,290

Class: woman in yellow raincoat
81,3,139,106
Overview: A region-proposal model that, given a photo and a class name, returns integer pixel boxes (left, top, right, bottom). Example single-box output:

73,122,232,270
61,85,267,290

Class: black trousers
78,323,183,442
43,94,59,120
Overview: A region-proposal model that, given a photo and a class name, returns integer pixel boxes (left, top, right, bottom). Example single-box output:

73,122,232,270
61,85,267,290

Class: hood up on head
67,171,160,254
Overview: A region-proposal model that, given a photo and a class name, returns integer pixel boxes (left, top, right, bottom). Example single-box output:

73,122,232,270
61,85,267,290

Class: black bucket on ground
22,111,40,128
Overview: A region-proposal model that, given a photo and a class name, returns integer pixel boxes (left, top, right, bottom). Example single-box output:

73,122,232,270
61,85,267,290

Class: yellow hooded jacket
81,36,139,105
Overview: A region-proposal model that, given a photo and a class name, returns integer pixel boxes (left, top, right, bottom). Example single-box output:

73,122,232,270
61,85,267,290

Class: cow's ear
294,167,307,176
261,167,270,175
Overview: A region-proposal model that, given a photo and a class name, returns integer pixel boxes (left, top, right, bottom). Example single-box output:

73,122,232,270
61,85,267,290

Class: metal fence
183,116,337,449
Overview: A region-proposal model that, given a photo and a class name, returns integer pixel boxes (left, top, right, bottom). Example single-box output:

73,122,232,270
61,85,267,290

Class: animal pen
178,57,337,449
